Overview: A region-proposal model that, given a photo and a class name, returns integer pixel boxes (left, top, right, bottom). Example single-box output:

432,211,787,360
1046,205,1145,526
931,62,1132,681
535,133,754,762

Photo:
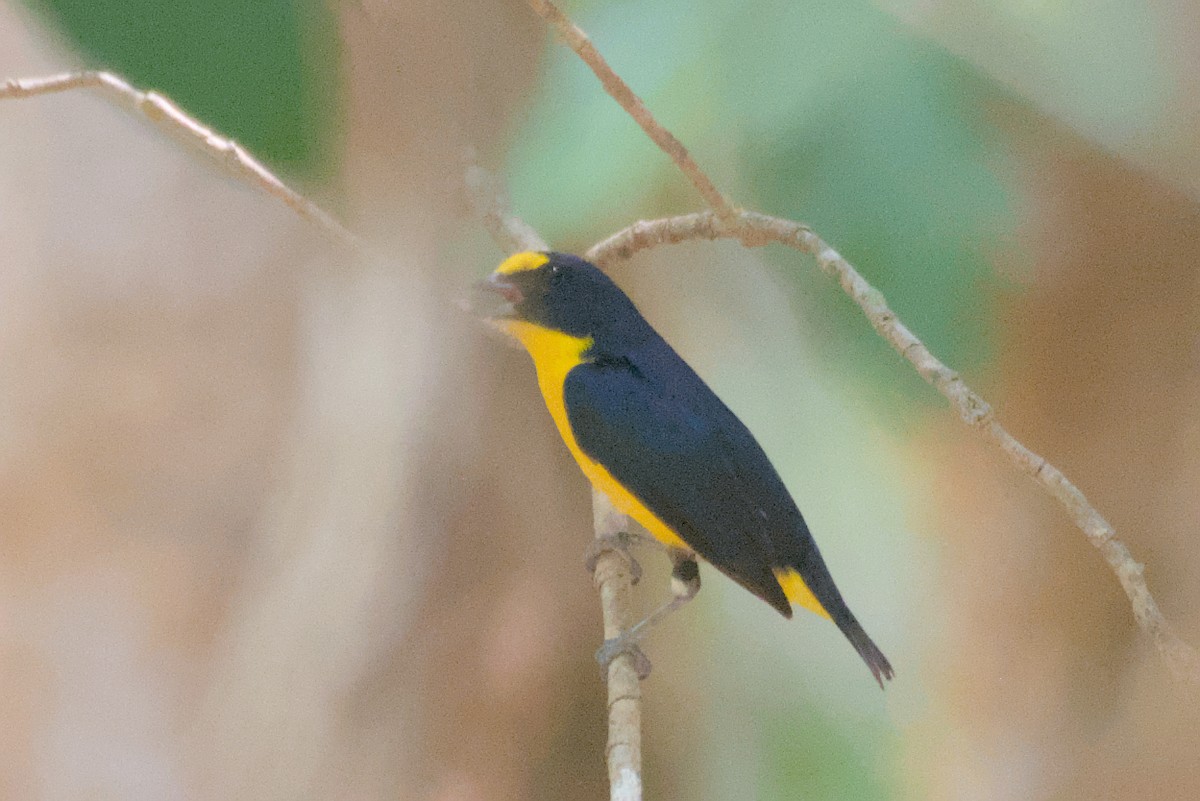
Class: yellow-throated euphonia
485,250,893,687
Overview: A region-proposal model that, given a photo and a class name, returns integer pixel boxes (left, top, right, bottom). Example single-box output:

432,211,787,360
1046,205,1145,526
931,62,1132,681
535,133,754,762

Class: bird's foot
596,633,653,680
584,530,643,585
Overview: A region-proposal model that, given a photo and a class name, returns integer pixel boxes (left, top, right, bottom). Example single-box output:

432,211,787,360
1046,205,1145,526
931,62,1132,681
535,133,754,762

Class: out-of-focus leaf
23,0,340,180
882,0,1168,152
725,0,1014,398
506,0,724,248
759,700,891,801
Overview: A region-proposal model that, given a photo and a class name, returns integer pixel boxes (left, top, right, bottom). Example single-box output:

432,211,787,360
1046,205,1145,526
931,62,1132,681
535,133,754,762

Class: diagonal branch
465,151,548,252
586,210,1200,683
1,71,362,251
525,0,737,223
533,0,1198,684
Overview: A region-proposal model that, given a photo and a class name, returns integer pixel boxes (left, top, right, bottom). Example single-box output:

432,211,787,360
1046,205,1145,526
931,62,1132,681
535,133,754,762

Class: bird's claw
596,635,652,680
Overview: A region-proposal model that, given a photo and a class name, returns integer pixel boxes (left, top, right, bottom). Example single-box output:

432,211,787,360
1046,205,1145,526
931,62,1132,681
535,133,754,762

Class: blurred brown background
1,0,1198,799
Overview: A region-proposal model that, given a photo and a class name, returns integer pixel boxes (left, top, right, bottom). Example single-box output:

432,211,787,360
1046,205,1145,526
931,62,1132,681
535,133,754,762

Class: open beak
481,272,524,304
468,272,523,321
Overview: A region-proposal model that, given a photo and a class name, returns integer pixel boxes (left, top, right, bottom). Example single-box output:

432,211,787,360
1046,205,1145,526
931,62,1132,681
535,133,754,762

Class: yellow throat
498,317,690,551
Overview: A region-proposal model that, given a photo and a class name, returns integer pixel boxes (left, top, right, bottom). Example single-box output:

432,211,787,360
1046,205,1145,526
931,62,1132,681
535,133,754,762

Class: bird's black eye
548,263,565,286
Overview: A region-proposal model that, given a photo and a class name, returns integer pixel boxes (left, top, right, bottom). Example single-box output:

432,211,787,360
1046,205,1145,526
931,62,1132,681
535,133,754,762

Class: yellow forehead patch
495,251,549,275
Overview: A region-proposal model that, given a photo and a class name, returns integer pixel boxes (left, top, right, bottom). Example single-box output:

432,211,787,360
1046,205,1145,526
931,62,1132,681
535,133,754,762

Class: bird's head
481,251,640,340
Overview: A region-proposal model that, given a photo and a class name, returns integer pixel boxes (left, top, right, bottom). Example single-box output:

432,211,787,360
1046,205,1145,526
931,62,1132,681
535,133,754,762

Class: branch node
961,391,994,428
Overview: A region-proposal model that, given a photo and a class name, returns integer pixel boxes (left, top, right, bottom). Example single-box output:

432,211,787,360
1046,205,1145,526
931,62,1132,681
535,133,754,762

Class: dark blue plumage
491,252,892,685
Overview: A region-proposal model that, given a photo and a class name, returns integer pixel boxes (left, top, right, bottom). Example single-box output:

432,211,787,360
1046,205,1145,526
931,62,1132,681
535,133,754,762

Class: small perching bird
482,251,893,687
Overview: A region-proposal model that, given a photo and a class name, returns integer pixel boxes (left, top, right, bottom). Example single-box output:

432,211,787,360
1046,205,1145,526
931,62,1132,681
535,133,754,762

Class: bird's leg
595,549,700,679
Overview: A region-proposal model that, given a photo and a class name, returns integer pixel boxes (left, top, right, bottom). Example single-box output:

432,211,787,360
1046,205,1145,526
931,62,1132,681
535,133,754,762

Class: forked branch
532,5,1200,682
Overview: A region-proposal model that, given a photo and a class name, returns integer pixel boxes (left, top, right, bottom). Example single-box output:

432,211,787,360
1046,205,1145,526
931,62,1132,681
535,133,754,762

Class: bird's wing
564,354,792,615
565,352,895,685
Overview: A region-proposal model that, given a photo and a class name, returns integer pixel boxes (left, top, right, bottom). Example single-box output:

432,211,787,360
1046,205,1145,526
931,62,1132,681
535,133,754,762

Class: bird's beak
480,272,524,304
468,272,523,322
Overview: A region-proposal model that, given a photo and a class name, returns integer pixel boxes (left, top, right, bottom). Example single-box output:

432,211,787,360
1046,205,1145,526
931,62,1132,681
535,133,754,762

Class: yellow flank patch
495,251,550,275
775,569,832,619
501,319,690,551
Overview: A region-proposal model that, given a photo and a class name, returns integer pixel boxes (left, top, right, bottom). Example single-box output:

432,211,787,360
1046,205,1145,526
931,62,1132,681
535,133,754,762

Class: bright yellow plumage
776,569,832,619
484,251,893,687
499,319,689,551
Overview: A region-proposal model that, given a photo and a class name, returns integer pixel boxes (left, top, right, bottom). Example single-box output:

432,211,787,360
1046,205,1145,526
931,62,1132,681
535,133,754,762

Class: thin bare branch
1,71,362,251
591,490,644,801
525,0,737,223
534,0,1195,682
465,150,548,252
587,210,1200,683
465,160,645,800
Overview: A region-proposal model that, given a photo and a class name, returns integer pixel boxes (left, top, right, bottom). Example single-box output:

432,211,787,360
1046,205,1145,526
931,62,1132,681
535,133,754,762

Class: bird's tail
837,613,894,689
774,568,894,688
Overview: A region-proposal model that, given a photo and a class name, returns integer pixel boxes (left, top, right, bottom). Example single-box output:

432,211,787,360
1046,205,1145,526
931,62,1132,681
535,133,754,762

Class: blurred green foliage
508,0,1015,407
19,2,1003,795
759,700,891,801
505,1,1014,795
731,0,1013,410
23,0,340,180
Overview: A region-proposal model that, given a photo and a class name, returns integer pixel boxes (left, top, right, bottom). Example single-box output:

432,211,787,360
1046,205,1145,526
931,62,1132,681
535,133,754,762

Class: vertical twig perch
466,157,645,799
592,491,643,801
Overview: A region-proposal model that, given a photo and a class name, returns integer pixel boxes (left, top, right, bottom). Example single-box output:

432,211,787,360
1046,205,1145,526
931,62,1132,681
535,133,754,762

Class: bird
482,250,893,687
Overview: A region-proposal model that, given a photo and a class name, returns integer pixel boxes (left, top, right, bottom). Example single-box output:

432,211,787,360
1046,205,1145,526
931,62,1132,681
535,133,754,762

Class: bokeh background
2,0,1198,798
